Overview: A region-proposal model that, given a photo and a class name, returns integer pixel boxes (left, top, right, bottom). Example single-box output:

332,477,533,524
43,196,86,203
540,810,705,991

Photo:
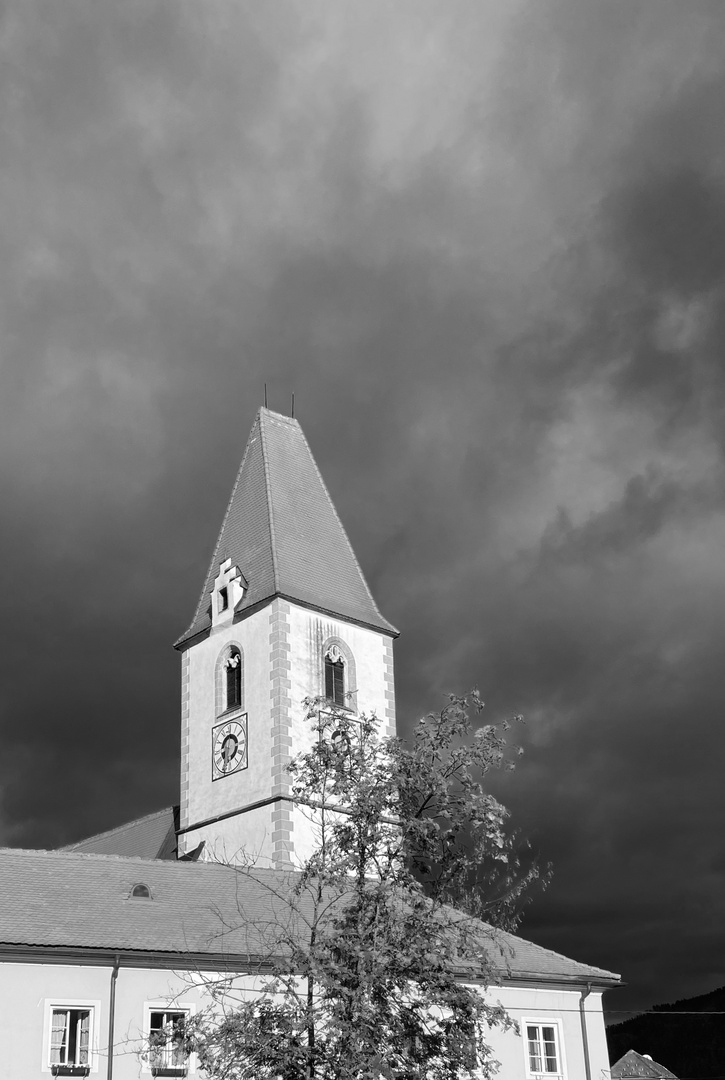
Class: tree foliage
184,692,541,1080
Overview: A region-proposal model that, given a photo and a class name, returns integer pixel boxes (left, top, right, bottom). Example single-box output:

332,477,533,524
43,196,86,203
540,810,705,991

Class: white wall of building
0,958,611,1080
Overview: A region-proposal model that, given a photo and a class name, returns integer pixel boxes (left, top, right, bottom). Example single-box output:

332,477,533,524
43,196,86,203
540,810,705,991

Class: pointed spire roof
176,408,397,647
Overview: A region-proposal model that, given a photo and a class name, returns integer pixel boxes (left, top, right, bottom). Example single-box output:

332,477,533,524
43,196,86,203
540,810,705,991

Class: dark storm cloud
612,168,725,295
2,0,725,1014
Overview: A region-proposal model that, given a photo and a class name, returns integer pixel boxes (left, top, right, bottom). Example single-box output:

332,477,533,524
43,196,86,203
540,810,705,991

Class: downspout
107,954,120,1080
579,982,592,1080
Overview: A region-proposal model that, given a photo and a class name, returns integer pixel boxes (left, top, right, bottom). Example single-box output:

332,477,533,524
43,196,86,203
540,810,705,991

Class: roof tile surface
59,807,178,860
0,848,619,986
177,409,397,646
611,1049,678,1078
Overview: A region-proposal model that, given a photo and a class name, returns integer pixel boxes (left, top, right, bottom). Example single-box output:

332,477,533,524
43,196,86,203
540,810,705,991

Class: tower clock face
212,715,248,780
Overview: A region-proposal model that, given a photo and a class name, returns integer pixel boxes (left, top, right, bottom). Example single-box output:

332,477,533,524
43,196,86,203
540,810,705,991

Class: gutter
579,982,592,1080
501,973,620,988
0,942,619,990
0,942,276,973
107,954,120,1080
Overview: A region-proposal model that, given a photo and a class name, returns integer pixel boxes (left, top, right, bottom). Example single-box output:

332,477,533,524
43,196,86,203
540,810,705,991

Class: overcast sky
2,0,725,1017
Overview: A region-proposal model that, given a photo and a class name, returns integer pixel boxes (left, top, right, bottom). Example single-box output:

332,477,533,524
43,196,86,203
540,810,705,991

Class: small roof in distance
611,1049,679,1079
177,408,397,647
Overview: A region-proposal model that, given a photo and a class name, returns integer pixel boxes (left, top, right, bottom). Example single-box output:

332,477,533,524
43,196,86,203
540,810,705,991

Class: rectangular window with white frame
43,999,100,1075
522,1017,566,1079
142,1001,196,1076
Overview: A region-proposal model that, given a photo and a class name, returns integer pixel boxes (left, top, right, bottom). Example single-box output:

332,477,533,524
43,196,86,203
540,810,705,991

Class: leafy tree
185,692,541,1080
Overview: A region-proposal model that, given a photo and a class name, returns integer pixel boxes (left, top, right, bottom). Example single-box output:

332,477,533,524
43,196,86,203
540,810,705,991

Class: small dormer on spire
211,559,247,629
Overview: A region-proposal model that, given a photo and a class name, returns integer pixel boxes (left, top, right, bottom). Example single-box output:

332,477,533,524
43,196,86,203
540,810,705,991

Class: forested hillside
608,986,725,1078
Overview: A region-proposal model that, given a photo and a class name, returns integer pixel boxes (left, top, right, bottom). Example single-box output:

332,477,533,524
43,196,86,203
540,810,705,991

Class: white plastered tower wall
272,599,396,867
178,595,396,866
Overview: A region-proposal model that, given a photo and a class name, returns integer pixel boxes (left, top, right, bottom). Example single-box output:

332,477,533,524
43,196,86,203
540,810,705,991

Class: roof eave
0,943,621,988
500,970,622,989
0,942,277,972
174,591,399,650
275,592,399,637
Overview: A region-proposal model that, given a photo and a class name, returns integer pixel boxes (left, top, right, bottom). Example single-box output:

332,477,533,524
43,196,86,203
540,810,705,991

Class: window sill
324,699,356,715
217,705,244,719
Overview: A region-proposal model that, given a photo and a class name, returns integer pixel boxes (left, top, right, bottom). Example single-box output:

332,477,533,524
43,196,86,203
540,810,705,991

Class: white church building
0,407,620,1078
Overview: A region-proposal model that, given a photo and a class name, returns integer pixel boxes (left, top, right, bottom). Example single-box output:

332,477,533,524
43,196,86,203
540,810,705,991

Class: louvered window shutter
333,660,344,704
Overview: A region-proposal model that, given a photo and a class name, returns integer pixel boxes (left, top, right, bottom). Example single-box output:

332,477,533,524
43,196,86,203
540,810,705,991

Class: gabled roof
0,847,620,988
58,806,178,860
611,1050,678,1079
176,408,397,647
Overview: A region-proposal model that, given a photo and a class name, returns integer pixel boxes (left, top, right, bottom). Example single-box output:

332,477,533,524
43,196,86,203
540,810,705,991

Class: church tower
174,408,398,866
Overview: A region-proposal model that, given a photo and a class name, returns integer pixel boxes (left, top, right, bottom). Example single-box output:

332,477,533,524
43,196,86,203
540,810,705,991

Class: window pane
78,1012,90,1065
527,1026,542,1072
68,1011,80,1064
51,1010,68,1065
149,1011,164,1066
542,1026,558,1072
325,658,334,699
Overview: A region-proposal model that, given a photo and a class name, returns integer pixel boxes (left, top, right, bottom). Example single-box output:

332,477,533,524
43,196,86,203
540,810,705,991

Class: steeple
176,408,397,649
175,408,397,866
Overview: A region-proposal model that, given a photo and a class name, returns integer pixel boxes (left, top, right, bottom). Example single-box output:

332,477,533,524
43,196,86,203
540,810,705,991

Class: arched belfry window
325,645,345,706
323,640,356,711
216,644,244,716
225,648,242,710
